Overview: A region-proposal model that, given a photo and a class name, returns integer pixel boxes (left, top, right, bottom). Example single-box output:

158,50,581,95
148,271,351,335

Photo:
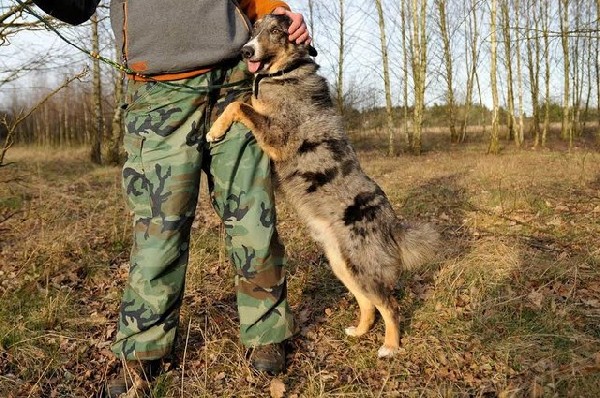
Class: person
31,0,311,396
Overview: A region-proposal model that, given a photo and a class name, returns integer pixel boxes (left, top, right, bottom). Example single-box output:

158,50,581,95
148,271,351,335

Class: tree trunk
401,0,411,148
488,0,500,154
542,0,550,147
435,0,457,143
104,70,125,165
460,0,479,144
90,13,104,164
559,0,572,148
514,0,524,148
409,0,427,155
525,0,541,147
500,0,515,143
335,0,345,116
596,0,600,140
374,0,395,156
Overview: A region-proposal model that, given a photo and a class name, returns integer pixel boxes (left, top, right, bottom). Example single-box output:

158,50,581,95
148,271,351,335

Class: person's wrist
272,6,288,15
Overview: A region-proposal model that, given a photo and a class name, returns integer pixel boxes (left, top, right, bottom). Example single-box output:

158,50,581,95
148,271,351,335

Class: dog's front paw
377,344,399,358
205,128,223,143
206,120,229,142
344,326,358,336
344,326,368,337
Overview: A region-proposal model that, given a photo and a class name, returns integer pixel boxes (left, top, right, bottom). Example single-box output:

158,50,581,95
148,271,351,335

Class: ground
1,138,600,397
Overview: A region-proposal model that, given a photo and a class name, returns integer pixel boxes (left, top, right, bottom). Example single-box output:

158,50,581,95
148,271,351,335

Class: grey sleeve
32,0,100,25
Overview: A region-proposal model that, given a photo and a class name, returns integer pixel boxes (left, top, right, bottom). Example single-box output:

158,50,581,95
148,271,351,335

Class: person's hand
272,7,311,44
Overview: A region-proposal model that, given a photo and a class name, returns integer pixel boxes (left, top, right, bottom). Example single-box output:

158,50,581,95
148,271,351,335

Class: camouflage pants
111,62,295,361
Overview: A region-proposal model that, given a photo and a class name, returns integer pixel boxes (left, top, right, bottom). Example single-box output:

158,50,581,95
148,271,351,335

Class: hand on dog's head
265,14,318,58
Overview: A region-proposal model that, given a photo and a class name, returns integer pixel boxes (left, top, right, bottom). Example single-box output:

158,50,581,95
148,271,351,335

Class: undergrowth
1,143,599,397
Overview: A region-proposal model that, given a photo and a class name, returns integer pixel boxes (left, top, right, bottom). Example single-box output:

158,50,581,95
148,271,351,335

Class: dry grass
1,139,600,397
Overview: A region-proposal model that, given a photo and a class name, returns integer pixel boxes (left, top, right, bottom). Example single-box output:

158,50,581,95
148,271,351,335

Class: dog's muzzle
241,45,255,59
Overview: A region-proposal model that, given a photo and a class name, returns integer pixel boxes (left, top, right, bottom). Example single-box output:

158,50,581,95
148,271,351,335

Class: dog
207,14,438,358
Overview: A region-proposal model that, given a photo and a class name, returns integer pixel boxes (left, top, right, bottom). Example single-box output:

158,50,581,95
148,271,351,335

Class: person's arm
237,0,290,22
238,0,311,44
32,0,100,25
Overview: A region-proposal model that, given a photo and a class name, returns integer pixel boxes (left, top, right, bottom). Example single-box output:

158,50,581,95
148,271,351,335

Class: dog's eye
270,27,282,34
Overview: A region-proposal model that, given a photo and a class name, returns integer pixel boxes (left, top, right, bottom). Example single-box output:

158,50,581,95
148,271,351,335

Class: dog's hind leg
371,292,401,358
326,256,377,338
306,219,377,338
333,260,400,358
308,218,399,357
343,290,376,337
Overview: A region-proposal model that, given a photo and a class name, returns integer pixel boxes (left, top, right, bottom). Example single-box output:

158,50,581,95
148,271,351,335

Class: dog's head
242,14,317,74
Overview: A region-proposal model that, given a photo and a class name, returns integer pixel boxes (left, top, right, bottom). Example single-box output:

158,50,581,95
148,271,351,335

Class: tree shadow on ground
396,173,475,333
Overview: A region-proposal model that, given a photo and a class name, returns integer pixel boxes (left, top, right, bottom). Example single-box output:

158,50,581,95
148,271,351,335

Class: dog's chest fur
254,64,401,281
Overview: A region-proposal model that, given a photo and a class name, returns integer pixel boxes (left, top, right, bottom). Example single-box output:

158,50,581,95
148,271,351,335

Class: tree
596,0,600,139
459,0,481,143
400,0,412,148
525,0,541,147
374,0,395,156
514,0,524,147
409,0,427,155
335,0,346,115
435,0,457,143
90,13,103,164
104,66,124,165
1,70,87,166
488,0,500,154
541,0,551,147
559,0,572,147
500,0,516,142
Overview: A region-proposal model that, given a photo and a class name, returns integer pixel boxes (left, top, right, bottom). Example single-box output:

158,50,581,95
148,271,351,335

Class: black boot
104,359,162,398
250,342,286,375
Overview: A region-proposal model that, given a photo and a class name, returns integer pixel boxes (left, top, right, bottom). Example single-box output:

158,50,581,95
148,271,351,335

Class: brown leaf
582,298,600,308
527,290,544,309
531,381,544,398
269,378,286,398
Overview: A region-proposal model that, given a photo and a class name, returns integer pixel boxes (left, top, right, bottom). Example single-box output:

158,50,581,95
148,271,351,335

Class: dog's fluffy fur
207,14,438,358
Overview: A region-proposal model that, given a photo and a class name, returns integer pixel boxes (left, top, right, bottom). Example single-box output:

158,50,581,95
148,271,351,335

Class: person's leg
208,121,294,346
111,76,210,361
206,65,294,348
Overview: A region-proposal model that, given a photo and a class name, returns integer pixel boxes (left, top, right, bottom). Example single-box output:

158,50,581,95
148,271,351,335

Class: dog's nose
241,45,255,59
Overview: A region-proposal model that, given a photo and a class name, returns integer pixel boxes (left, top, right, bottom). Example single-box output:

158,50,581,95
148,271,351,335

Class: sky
1,0,596,115
0,0,470,110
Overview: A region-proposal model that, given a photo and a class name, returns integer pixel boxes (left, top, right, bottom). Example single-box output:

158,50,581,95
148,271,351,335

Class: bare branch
0,68,89,167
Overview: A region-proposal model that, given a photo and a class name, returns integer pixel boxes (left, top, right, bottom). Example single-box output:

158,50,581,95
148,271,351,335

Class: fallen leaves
269,378,286,398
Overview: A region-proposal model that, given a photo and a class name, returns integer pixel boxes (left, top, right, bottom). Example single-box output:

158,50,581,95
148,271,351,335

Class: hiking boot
104,359,162,398
250,342,286,375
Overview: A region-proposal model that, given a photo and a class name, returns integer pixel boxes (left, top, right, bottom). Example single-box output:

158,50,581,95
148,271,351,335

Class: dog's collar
252,59,312,99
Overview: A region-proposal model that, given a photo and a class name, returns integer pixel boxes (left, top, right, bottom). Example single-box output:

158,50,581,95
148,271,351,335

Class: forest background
1,0,599,397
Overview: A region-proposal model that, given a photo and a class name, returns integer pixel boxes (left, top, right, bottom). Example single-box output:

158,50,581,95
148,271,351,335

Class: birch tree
336,0,345,115
559,0,572,146
435,0,457,143
460,0,481,143
541,0,550,147
90,13,103,164
514,0,524,147
409,0,427,155
400,0,411,147
488,0,500,154
374,0,395,156
525,0,541,147
500,0,516,142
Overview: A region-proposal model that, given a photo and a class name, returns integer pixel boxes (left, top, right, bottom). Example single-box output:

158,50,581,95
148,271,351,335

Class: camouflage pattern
111,61,295,361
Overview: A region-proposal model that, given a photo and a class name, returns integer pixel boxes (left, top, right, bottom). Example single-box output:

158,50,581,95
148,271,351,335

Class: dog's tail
396,221,439,271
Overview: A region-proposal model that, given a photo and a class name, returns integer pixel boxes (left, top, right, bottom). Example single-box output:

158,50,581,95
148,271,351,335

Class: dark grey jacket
33,0,251,75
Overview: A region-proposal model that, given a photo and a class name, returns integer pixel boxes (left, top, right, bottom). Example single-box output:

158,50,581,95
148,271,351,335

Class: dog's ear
308,44,318,57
